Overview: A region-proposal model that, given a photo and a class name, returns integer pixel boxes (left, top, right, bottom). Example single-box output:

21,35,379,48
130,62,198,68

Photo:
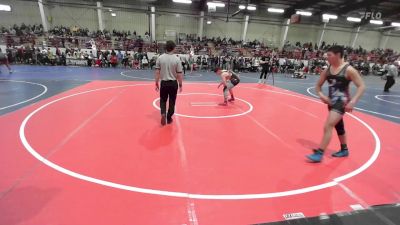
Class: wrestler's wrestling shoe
161,114,166,126
306,149,324,163
219,101,228,106
332,149,349,157
167,117,173,124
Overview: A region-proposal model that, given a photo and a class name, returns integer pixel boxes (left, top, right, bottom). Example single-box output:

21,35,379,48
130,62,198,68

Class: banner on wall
89,39,97,52
208,5,216,12
290,14,301,24
165,30,176,37
165,30,177,42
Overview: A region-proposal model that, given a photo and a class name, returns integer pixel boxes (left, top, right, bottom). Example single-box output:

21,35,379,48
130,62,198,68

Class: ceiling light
173,0,192,4
207,2,225,7
347,17,361,22
247,5,256,11
268,8,284,13
296,11,312,16
322,14,337,20
391,22,400,27
0,4,11,11
370,20,383,25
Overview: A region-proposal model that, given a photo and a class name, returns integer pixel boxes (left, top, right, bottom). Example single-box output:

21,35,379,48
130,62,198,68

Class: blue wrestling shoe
307,149,324,163
332,149,349,157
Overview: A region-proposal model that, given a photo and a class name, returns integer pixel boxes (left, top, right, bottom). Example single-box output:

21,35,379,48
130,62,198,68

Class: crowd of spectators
0,24,44,36
3,46,66,66
181,54,325,76
1,24,399,76
1,24,150,51
2,44,158,69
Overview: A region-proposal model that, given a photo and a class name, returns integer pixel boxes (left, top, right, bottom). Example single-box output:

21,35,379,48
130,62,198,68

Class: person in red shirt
0,48,13,74
110,54,118,68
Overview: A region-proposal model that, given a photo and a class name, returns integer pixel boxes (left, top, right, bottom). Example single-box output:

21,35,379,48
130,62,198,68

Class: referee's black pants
260,67,269,79
384,76,395,91
160,80,178,119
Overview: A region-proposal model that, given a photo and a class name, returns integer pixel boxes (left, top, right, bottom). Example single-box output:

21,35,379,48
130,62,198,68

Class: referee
384,60,398,92
258,55,270,84
155,40,183,126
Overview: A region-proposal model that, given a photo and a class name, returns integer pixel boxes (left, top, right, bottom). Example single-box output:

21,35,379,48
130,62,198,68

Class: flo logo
362,11,382,20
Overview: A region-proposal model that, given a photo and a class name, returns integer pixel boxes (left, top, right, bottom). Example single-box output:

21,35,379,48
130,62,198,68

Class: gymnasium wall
155,13,198,40
286,24,321,46
385,33,400,51
104,11,149,36
1,0,400,51
46,4,98,30
246,22,282,46
102,1,149,36
323,26,354,46
357,30,383,50
204,19,244,41
0,0,42,26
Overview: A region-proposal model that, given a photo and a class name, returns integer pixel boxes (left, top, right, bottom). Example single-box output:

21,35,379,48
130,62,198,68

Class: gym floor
0,65,399,225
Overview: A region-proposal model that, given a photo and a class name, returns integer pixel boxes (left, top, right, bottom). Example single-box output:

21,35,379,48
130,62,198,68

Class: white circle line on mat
152,93,253,119
120,71,153,80
19,83,380,200
375,95,400,105
0,80,48,111
307,87,400,120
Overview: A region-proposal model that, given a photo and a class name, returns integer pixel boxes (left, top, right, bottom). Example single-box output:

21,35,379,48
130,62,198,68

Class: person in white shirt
214,68,241,105
154,41,183,126
142,56,149,69
384,61,398,92
41,48,48,55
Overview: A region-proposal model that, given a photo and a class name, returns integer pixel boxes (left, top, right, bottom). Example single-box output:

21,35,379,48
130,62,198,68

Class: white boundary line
243,86,382,183
307,87,400,120
121,71,216,83
191,104,218,107
185,73,203,78
191,102,218,105
153,93,253,119
0,80,48,111
375,95,400,105
120,71,153,80
240,74,313,85
19,83,380,200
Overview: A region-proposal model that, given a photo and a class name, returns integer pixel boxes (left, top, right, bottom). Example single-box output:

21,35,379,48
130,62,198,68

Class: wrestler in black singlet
327,64,351,115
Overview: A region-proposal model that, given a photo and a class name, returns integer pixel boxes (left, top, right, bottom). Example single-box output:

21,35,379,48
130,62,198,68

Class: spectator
110,54,118,68
142,55,149,69
117,50,123,66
